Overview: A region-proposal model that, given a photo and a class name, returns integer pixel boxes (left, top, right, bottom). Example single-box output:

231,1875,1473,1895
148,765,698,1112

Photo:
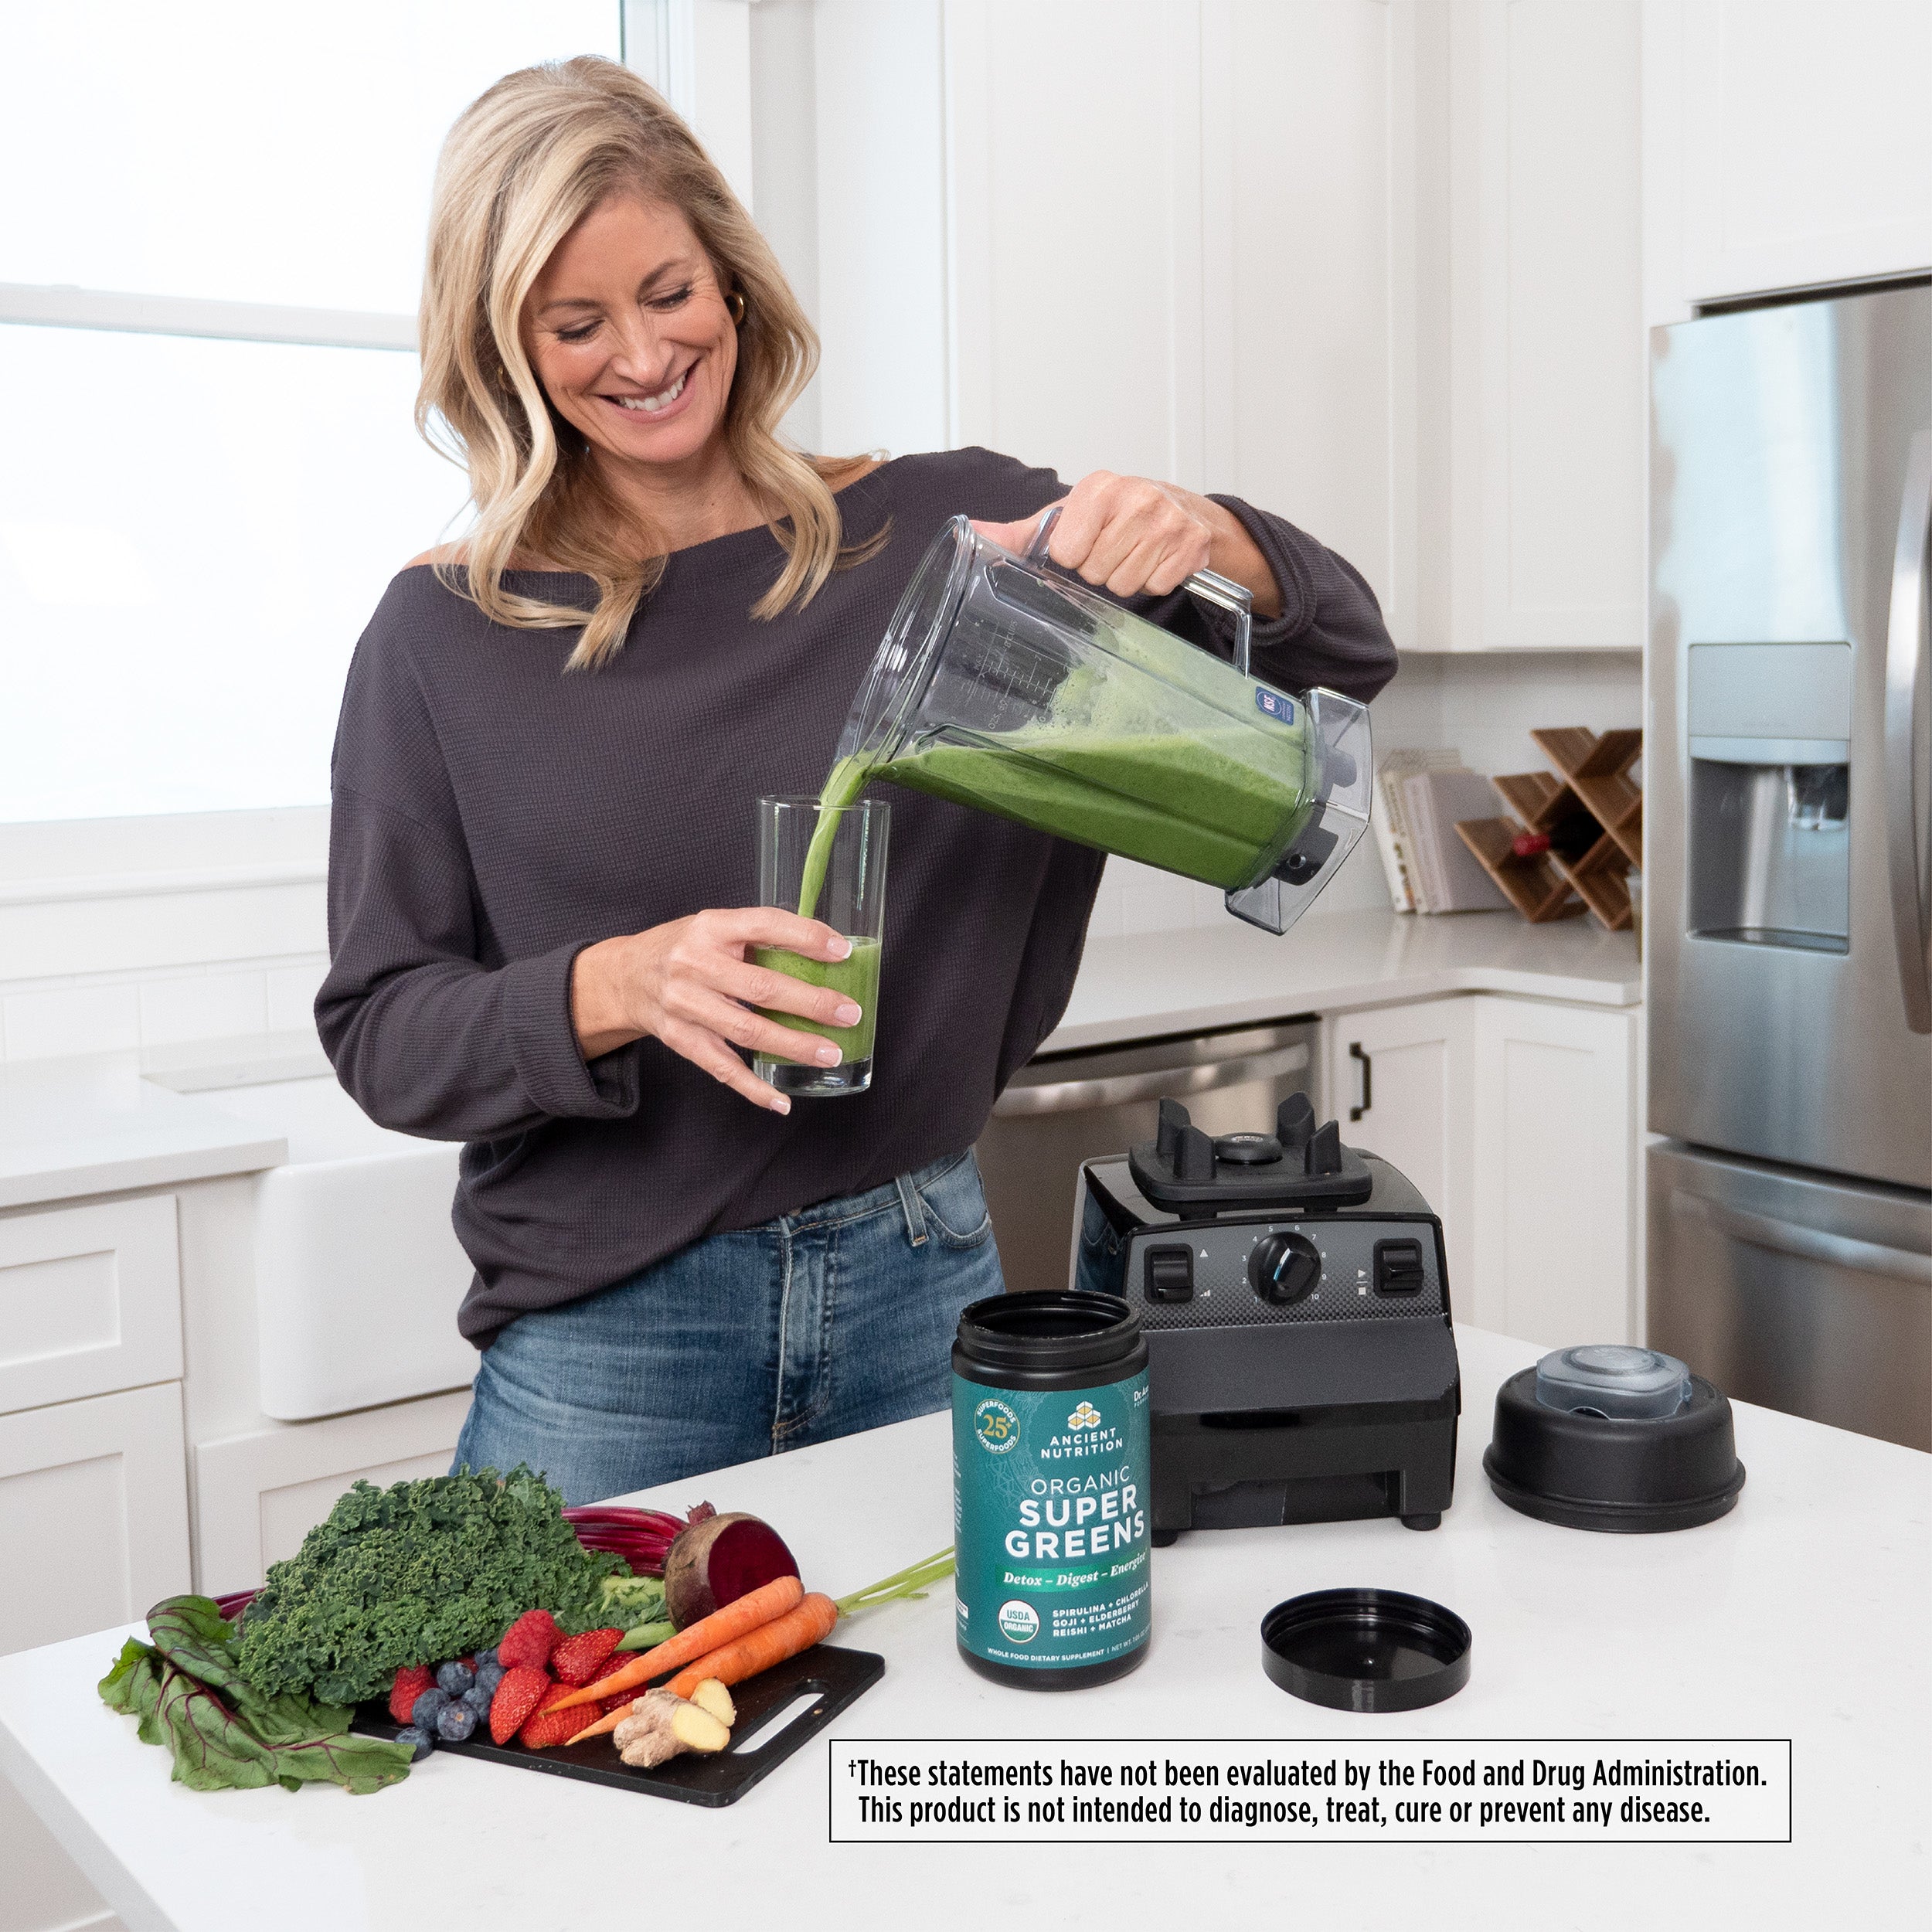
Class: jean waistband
782,1149,971,1240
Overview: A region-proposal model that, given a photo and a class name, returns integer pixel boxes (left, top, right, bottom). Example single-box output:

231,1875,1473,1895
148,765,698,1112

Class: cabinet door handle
1349,1041,1372,1121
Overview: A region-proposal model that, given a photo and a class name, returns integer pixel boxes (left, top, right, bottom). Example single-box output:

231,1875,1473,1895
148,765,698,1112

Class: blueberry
461,1685,492,1720
435,1702,478,1743
473,1647,499,1672
435,1660,474,1696
394,1725,434,1761
410,1687,451,1729
474,1660,505,1698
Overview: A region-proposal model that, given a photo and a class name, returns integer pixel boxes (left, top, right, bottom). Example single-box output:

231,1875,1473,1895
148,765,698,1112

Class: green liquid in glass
751,936,880,1063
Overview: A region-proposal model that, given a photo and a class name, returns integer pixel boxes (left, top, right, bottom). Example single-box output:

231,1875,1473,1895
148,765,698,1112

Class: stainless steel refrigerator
1648,283,1932,1452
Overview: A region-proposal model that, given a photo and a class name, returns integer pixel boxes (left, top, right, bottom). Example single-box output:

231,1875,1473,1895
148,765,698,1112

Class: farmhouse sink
198,1077,474,1420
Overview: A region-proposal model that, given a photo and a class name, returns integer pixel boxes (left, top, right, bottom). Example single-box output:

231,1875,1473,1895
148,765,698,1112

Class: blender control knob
1249,1231,1321,1304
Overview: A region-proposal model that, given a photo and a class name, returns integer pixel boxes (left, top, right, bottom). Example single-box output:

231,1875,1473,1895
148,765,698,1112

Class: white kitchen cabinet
192,1389,473,1594
925,0,1417,628
1428,0,1646,650
1327,998,1476,1298
0,1383,190,1658
0,1772,119,1932
0,1195,182,1416
1672,0,1932,303
1329,993,1640,1342
1470,995,1638,1344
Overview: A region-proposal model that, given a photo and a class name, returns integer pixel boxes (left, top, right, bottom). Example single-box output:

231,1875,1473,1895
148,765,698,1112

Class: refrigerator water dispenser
1687,641,1852,953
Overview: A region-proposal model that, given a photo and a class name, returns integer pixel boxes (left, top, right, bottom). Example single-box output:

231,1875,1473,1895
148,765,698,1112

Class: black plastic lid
1260,1588,1471,1713
1484,1365,1746,1534
954,1289,1141,1374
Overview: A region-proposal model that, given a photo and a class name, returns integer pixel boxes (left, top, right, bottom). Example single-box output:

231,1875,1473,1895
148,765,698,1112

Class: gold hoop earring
727,291,747,325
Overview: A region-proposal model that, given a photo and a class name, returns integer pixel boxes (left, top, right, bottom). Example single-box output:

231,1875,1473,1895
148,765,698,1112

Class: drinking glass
752,794,889,1097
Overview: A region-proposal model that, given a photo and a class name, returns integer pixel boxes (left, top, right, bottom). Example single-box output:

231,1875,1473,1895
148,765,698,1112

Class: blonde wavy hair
417,56,874,670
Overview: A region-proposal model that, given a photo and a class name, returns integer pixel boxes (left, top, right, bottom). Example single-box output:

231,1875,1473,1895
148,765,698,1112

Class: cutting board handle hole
728,1686,827,1754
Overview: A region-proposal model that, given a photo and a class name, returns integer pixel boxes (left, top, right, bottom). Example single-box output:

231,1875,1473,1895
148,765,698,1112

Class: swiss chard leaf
99,1599,412,1795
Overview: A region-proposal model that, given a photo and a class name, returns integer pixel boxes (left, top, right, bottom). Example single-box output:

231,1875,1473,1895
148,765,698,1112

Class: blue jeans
452,1150,1004,1505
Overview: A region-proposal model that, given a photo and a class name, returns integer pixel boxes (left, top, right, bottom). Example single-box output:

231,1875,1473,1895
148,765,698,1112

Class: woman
320,57,1396,1505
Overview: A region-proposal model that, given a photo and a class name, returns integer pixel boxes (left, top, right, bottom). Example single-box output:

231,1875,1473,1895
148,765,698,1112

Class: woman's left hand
972,471,1282,617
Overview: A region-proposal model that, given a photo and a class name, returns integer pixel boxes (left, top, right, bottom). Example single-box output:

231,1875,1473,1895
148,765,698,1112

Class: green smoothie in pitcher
797,716,1312,920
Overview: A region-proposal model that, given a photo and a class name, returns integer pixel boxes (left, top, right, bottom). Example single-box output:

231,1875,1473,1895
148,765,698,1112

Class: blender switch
1145,1245,1195,1301
1374,1239,1425,1296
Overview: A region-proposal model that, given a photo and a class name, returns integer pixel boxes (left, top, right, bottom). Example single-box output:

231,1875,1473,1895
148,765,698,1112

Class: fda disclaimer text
829,1739,1791,1844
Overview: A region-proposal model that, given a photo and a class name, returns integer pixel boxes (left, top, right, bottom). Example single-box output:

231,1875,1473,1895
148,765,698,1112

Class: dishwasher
973,1018,1320,1294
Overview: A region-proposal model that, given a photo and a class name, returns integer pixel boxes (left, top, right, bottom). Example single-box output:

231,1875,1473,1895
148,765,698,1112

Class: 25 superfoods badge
973,1397,1019,1454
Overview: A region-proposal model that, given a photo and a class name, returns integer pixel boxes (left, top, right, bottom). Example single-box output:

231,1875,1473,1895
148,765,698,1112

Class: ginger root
615,1687,732,1768
687,1678,736,1729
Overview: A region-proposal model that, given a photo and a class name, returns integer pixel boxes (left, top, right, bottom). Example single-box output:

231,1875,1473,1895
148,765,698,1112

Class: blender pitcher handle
1026,505,1255,675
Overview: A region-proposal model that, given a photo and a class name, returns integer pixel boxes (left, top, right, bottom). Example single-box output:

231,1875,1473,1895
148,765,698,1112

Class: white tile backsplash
3,983,142,1060
264,957,329,1032
138,971,270,1046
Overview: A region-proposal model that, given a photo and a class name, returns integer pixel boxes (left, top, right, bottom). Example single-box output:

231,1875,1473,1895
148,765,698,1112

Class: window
0,1,625,825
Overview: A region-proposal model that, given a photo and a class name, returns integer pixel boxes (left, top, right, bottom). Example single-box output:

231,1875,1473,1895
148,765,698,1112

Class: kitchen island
0,1327,1922,1932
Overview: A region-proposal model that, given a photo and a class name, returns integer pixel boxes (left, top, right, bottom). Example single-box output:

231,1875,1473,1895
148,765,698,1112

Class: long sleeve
1198,497,1396,702
315,605,641,1143
318,786,641,1140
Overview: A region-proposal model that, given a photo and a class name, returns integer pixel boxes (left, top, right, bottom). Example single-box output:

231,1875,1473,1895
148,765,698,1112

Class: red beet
661,1510,801,1630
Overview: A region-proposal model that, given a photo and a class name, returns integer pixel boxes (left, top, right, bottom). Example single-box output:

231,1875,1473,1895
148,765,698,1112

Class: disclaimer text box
829,1738,1792,1844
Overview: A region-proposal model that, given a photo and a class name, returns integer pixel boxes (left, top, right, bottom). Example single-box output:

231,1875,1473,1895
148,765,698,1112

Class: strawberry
550,1627,623,1687
518,1680,590,1751
488,1664,551,1746
496,1608,562,1672
388,1664,435,1726
601,1689,640,1716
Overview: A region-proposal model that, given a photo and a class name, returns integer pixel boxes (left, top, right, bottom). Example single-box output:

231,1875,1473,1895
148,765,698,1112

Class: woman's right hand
569,910,862,1114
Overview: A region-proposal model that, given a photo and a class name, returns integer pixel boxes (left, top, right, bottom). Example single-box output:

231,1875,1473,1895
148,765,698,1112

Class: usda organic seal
998,1600,1040,1642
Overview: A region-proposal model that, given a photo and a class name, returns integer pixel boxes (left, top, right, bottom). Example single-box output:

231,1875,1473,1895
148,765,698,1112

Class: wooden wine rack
1454,727,1642,932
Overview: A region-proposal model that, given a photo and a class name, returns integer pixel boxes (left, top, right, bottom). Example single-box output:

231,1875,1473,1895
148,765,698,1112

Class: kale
100,1596,414,1794
234,1465,624,1707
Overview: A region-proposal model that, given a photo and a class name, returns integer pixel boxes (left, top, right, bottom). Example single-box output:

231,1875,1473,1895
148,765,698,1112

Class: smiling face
522,191,738,474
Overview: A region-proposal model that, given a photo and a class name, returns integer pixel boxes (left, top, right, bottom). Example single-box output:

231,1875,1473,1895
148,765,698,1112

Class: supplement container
952,1290,1151,1689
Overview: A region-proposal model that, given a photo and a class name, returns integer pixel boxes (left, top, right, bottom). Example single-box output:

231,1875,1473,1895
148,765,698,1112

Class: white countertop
0,914,1634,1209
0,1054,287,1213
2,1327,1922,1932
1045,906,1641,1053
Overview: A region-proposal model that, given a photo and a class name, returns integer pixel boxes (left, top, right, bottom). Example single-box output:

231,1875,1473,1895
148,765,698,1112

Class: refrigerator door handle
1674,1191,1932,1287
1884,427,1932,1034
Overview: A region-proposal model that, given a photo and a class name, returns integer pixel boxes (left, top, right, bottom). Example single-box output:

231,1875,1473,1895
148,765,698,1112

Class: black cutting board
353,1644,883,1808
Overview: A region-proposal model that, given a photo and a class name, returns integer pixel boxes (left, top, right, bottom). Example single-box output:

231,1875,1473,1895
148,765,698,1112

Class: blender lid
1261,1589,1471,1713
1535,1345,1691,1420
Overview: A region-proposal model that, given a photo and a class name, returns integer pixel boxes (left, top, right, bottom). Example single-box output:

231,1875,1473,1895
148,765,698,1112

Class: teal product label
952,1369,1151,1672
1254,686,1296,724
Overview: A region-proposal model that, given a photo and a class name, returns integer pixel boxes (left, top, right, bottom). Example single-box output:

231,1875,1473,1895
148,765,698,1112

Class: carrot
546,1573,806,1712
665,1591,840,1701
563,1699,639,1748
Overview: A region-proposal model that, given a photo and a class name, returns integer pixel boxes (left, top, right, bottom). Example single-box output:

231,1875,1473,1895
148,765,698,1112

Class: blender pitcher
828,509,1372,934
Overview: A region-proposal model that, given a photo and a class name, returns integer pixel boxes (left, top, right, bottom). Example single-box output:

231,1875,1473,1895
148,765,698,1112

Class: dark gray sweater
319,447,1396,1345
